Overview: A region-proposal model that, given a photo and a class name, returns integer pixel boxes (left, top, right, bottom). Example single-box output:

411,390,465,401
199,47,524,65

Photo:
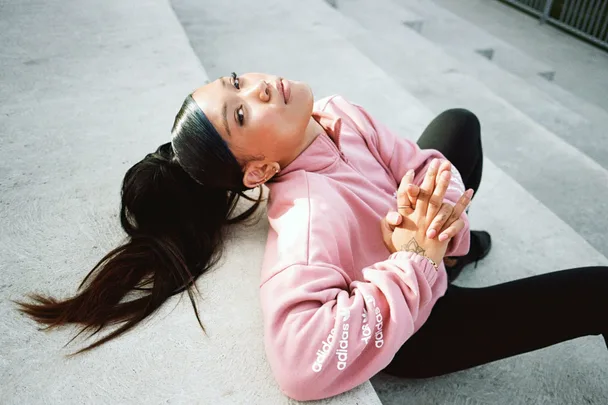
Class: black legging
382,109,608,378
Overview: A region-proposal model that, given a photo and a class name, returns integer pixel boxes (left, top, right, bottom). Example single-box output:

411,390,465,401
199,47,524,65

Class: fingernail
466,189,474,198
406,169,414,177
439,233,449,242
388,212,400,223
427,229,437,239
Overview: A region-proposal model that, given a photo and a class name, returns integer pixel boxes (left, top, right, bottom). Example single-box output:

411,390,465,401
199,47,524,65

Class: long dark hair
16,95,265,354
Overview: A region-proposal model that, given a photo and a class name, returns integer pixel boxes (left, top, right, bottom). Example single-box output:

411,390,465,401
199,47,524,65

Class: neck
305,114,326,140
299,115,327,154
278,116,326,170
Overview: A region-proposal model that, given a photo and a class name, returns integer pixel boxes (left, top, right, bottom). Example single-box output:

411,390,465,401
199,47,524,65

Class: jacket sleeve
260,252,441,401
350,102,470,257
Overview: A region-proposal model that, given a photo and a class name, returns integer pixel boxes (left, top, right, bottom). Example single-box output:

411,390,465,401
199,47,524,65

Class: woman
17,73,607,402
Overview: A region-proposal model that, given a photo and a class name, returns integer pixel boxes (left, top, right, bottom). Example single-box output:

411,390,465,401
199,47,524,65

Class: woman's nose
245,80,270,102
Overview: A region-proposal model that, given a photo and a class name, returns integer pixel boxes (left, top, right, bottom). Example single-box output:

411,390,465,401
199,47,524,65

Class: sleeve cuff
388,251,440,286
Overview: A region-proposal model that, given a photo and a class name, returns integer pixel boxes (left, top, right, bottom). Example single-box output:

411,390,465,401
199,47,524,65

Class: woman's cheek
258,113,282,137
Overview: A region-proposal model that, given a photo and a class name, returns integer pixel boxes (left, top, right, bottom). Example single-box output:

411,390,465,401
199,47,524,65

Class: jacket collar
275,110,343,178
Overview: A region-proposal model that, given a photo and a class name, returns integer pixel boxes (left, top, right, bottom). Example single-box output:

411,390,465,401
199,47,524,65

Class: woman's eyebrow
221,101,231,138
216,76,233,137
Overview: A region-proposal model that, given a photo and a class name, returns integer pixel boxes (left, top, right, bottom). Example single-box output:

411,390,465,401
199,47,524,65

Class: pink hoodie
260,95,470,401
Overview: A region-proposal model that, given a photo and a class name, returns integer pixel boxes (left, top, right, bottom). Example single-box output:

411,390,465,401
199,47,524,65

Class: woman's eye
236,106,244,126
231,73,240,90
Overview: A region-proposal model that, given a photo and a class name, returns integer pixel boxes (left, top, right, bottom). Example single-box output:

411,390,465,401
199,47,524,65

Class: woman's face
191,72,321,188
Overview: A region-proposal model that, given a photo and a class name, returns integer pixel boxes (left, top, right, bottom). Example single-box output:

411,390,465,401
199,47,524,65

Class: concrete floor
432,0,608,111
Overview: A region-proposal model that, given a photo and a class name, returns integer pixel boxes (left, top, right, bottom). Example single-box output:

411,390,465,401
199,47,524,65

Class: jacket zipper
324,134,369,178
325,133,348,163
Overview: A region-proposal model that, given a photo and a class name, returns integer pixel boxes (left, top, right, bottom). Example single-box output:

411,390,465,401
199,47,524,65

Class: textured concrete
0,1,381,404
395,0,608,133
432,0,608,112
391,0,608,172
171,0,608,403
334,0,608,261
527,72,608,132
427,48,608,170
392,0,557,80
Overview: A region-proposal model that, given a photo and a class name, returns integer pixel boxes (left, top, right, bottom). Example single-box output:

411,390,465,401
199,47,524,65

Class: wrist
397,238,442,269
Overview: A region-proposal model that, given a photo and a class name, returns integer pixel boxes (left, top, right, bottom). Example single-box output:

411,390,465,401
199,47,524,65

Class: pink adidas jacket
261,95,470,401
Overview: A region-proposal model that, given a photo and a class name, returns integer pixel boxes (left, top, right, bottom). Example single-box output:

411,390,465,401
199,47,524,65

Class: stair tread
393,0,556,78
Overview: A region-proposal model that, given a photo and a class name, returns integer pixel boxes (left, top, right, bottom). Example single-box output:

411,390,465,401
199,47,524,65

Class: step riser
392,0,558,81
427,47,608,172
386,0,608,172
431,0,608,117
528,74,608,130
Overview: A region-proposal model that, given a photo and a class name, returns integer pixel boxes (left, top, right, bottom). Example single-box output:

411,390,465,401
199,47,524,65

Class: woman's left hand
381,165,473,252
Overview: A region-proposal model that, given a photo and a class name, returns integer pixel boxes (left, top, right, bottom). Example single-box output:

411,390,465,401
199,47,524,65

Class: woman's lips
280,78,291,104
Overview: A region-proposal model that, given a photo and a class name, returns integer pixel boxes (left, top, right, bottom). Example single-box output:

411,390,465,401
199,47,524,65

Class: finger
385,211,403,228
438,218,466,242
397,169,416,216
426,162,452,222
416,158,440,216
407,184,420,210
440,188,474,233
426,202,453,239
380,217,397,253
426,160,451,219
437,158,452,175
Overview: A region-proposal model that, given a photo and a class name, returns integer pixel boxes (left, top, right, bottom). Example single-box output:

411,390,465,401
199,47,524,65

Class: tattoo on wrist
400,238,426,256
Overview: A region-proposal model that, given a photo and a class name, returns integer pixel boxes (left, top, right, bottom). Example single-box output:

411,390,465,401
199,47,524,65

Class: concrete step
390,0,608,170
332,0,608,260
527,73,608,136
392,0,557,81
430,0,608,114
396,24,608,171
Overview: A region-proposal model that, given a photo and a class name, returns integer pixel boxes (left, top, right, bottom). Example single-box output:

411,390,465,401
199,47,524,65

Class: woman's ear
242,161,279,188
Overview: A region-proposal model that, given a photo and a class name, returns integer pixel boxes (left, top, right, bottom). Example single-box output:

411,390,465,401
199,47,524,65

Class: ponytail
16,142,265,354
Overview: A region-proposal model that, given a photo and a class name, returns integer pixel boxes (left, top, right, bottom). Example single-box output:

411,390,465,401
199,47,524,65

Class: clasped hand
380,159,473,267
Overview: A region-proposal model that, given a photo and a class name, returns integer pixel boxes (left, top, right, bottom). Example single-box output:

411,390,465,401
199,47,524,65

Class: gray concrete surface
389,0,608,172
527,71,608,131
432,0,608,112
392,0,558,81
0,1,381,404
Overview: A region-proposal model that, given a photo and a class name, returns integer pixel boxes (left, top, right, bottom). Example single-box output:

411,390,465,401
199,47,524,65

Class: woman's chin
284,82,312,114
297,82,315,109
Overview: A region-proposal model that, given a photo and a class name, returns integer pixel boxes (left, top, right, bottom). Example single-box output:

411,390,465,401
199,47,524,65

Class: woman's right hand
389,159,468,267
